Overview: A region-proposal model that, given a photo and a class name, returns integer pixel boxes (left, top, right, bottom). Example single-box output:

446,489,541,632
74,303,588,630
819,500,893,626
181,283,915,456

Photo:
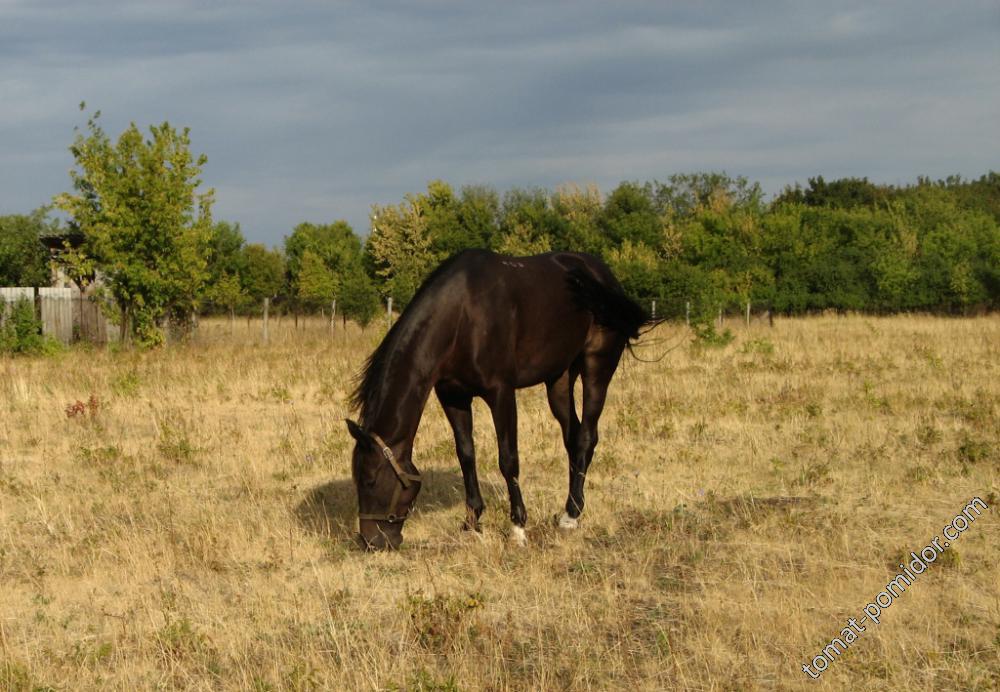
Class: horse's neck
366,322,440,447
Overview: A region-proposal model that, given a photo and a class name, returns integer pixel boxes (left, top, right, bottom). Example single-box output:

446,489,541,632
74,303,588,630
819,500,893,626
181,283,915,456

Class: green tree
53,110,214,345
653,173,764,219
339,265,380,327
496,188,563,255
208,272,245,325
776,176,887,210
296,249,338,308
606,241,660,303
206,221,245,282
0,209,55,287
241,244,286,303
203,221,247,314
367,195,438,306
377,181,498,260
551,184,605,254
495,222,552,255
421,180,464,257
599,182,662,248
284,221,360,284
455,185,500,250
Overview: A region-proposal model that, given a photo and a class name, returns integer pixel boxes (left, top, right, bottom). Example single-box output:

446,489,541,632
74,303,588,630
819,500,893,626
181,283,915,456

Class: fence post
262,297,270,344
651,300,656,319
387,297,393,328
330,299,336,333
685,301,690,327
746,301,751,328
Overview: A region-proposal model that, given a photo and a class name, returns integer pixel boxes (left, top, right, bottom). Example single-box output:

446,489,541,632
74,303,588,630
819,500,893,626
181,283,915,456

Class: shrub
691,319,734,348
0,297,61,356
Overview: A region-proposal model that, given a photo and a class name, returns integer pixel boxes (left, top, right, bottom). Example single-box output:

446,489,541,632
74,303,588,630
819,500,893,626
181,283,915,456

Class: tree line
363,173,999,321
1,112,998,346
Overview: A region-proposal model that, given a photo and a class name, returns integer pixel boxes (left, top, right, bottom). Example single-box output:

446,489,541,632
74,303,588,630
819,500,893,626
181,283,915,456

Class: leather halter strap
358,432,422,523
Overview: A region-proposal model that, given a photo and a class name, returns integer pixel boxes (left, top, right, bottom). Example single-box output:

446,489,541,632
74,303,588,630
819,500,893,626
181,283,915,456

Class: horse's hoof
463,507,483,533
509,525,528,546
557,512,579,530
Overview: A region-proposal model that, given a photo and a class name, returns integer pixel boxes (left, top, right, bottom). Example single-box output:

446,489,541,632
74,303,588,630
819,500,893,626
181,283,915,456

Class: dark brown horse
346,249,653,550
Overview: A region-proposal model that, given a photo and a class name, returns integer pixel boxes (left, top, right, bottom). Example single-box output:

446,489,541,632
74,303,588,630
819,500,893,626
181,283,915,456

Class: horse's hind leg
436,387,484,531
546,368,582,528
562,350,620,527
486,386,528,544
545,367,580,458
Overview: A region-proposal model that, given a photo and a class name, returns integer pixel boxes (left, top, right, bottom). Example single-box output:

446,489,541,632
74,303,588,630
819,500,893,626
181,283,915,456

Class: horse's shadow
294,468,467,541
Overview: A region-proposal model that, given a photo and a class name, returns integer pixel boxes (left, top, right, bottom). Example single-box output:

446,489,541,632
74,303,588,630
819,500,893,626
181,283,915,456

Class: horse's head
346,419,422,551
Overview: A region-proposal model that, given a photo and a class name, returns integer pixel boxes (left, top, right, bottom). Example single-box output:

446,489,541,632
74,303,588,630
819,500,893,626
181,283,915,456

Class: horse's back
435,250,617,388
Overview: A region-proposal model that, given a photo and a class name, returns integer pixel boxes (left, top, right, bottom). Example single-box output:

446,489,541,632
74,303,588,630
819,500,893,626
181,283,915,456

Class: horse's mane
349,251,472,426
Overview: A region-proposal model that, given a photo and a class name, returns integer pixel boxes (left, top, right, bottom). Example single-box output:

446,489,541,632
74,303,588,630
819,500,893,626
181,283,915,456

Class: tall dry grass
0,314,997,690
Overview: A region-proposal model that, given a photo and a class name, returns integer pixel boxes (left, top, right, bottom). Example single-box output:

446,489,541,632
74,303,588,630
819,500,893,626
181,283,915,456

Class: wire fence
2,289,779,348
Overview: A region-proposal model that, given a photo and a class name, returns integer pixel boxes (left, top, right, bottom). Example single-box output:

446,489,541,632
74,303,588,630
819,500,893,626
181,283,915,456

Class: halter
358,432,422,523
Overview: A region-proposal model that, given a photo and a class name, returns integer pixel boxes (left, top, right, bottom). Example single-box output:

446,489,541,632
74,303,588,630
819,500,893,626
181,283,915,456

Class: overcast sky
1,1,997,245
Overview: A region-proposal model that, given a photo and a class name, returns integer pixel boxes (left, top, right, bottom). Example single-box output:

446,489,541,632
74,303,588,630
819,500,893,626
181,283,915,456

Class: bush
0,297,62,356
691,319,734,348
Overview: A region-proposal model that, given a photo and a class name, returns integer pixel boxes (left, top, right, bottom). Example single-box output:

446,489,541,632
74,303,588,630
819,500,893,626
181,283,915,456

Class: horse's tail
566,266,665,344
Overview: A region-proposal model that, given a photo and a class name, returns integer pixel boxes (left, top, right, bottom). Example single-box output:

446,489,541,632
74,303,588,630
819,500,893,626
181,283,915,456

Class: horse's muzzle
358,519,404,551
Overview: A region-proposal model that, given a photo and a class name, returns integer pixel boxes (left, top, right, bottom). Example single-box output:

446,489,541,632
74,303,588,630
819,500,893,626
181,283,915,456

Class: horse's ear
345,419,372,448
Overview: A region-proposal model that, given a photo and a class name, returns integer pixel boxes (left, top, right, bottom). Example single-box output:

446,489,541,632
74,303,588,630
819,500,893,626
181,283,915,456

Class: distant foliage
48,131,998,330
355,172,994,317
287,172,1000,318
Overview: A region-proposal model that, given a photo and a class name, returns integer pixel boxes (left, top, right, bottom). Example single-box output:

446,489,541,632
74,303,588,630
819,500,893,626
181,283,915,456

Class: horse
346,249,654,550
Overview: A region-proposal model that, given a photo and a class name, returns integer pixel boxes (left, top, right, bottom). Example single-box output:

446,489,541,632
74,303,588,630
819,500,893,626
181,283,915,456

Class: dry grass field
1,314,998,690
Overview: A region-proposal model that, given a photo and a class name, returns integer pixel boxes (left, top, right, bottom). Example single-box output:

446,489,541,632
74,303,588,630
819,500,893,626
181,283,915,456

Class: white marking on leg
558,512,579,529
509,525,527,546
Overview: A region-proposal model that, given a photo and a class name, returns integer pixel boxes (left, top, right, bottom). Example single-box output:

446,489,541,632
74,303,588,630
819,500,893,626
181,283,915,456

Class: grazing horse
346,249,653,550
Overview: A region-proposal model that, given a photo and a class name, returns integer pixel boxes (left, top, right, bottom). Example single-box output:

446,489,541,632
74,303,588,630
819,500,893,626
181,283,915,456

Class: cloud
1,1,997,244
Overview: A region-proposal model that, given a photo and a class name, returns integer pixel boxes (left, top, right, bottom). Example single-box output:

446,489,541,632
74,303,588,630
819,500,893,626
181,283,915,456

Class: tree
599,182,662,248
799,176,886,209
421,180,464,257
54,109,214,345
455,185,500,250
208,272,245,326
496,188,562,255
241,244,286,303
296,249,337,308
0,208,54,287
655,173,764,219
284,221,360,283
203,221,247,315
339,265,380,327
284,220,363,318
551,183,606,254
367,195,438,306
206,221,245,283
495,222,552,255
606,241,660,303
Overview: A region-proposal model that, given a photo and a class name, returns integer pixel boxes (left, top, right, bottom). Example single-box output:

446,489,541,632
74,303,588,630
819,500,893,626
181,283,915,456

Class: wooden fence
0,287,115,344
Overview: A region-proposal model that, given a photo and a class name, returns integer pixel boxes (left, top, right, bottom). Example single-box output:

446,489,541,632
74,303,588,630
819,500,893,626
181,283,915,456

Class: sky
1,1,998,246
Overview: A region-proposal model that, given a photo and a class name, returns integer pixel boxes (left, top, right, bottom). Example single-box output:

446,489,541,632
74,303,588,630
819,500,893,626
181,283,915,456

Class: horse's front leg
487,386,527,545
436,386,484,532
